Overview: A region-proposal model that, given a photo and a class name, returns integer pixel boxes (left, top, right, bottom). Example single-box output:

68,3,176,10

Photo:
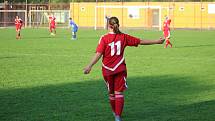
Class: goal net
29,10,70,28
0,10,27,28
95,5,162,30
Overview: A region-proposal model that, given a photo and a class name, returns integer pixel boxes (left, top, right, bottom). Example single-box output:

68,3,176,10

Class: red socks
165,39,172,48
115,94,124,117
109,94,115,113
109,94,124,117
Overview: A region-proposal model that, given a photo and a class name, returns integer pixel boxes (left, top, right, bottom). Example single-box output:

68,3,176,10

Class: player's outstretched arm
139,37,165,45
83,52,102,74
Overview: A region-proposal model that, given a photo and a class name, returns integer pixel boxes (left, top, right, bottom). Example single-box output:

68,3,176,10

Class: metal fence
0,3,70,27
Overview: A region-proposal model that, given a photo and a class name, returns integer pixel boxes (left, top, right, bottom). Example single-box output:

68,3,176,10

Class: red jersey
163,19,171,38
163,19,171,32
96,32,141,76
15,18,22,30
163,21,168,32
15,18,22,26
49,16,56,26
167,19,171,27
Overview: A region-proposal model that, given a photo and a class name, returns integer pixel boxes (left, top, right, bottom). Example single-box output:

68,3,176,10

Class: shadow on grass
0,56,19,60
0,75,215,121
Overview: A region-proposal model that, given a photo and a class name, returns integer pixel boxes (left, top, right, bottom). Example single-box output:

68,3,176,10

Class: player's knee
114,91,123,95
109,93,114,96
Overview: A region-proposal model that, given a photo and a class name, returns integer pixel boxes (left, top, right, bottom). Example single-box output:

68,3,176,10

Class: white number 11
108,41,121,56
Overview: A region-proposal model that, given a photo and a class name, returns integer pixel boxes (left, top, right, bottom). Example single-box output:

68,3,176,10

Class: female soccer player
15,16,23,39
83,17,164,121
49,15,56,36
69,18,78,40
163,16,173,48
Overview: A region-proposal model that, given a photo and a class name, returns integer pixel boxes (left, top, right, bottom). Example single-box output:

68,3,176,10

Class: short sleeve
96,36,105,54
125,34,141,47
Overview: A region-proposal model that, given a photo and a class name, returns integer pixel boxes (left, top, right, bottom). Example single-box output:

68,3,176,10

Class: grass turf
0,28,215,121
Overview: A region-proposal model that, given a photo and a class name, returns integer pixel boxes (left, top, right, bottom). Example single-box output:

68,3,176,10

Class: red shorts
103,71,127,93
50,25,55,29
16,25,21,31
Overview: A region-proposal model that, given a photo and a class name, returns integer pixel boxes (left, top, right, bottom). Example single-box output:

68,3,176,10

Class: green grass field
0,28,215,121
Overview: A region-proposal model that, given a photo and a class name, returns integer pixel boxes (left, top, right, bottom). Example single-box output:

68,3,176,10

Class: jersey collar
108,32,115,34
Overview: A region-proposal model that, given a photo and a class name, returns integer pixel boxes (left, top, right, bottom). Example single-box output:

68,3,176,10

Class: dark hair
108,17,121,34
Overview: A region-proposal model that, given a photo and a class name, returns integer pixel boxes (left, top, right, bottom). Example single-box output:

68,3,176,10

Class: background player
49,15,56,36
83,17,164,121
163,16,173,48
15,15,23,39
69,18,78,40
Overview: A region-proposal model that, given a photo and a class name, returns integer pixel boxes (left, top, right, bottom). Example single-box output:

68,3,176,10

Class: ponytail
113,23,121,34
108,17,121,34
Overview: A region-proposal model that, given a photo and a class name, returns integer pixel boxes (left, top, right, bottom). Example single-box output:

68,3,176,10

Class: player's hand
83,65,92,74
158,37,165,44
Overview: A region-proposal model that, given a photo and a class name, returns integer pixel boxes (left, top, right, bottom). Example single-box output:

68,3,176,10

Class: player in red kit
163,16,172,48
83,17,164,121
49,16,56,36
15,16,23,39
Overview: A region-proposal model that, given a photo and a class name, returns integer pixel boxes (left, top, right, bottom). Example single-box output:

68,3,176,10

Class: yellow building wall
70,2,215,29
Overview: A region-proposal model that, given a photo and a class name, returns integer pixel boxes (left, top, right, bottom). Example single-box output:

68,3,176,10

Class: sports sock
109,94,115,114
72,32,76,39
165,43,168,48
166,39,170,47
170,42,172,48
115,94,124,117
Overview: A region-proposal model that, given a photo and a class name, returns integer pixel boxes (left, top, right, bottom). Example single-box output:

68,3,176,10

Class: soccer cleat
115,115,122,121
16,36,21,39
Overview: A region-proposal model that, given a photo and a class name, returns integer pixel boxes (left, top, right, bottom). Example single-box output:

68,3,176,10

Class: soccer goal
0,10,27,28
94,5,162,30
29,10,70,28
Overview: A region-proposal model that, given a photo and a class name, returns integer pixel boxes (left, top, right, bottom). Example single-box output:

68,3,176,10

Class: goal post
0,10,27,28
94,5,162,31
29,10,70,28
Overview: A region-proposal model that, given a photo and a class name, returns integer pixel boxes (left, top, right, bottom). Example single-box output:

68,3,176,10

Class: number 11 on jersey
108,41,121,56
